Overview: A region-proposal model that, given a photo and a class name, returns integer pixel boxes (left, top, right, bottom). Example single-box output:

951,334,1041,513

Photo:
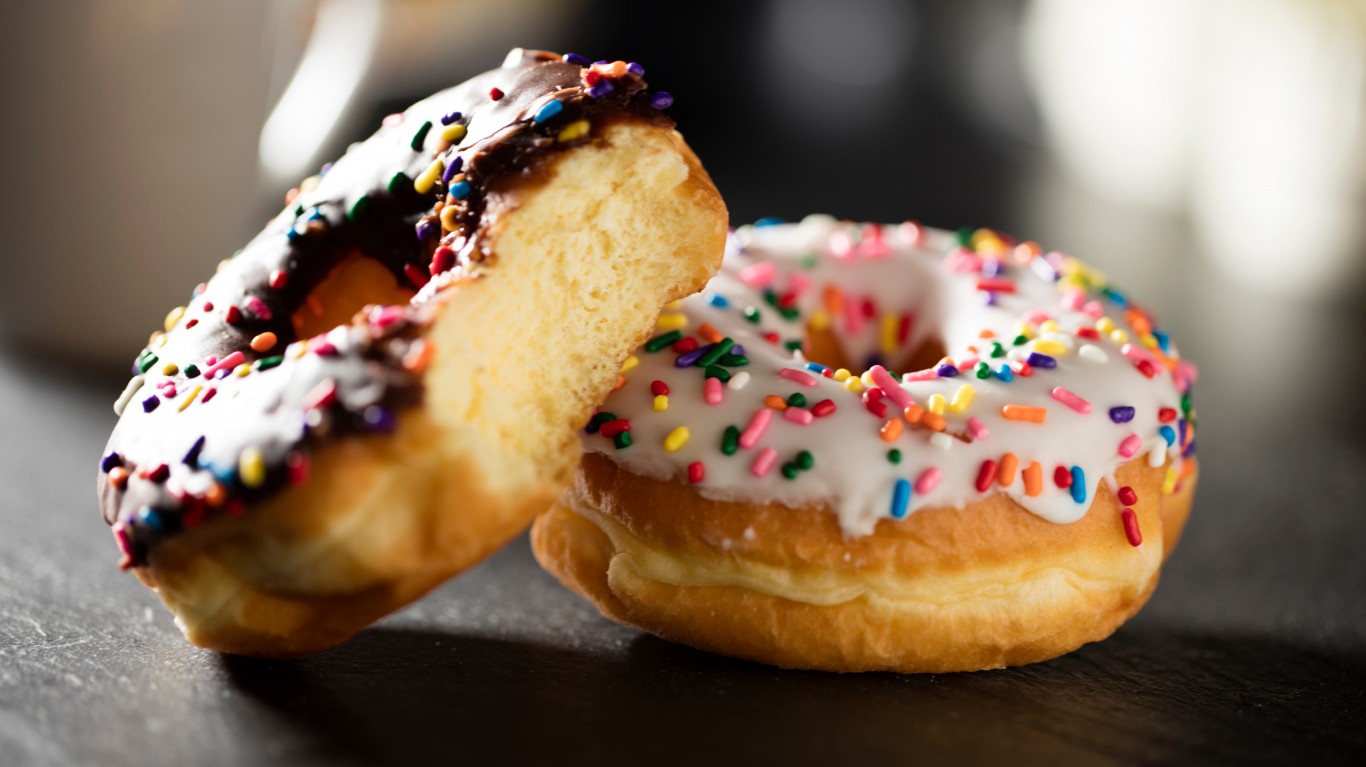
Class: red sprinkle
286,452,310,485
1054,465,1073,488
598,419,631,438
200,387,217,404
975,277,1016,293
1136,359,1158,378
687,461,705,483
1016,361,1033,377
185,319,198,329
672,337,699,354
650,380,670,396
269,269,288,290
1158,407,1178,423
812,399,837,417
975,459,999,492
865,398,888,418
489,87,504,100
430,246,456,275
1117,485,1138,506
403,263,430,289
1076,327,1100,340
1122,508,1143,546
224,305,241,324
302,379,338,409
142,463,170,483
762,331,780,345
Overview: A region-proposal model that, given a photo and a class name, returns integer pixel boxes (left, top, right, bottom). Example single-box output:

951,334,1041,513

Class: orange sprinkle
699,322,723,343
1126,309,1152,336
1002,404,1047,423
880,418,903,442
998,452,1019,486
903,404,924,424
108,467,129,489
823,285,845,316
966,345,979,355
764,395,788,410
402,341,434,373
1023,461,1043,496
1014,241,1042,263
612,375,626,392
204,483,226,508
978,329,996,339
921,412,946,432
250,332,277,353
306,294,325,317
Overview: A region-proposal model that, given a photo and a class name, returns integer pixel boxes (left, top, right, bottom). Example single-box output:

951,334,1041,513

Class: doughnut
97,49,727,658
532,216,1199,673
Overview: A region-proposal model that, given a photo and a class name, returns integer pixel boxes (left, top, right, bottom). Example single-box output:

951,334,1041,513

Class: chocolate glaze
98,49,670,567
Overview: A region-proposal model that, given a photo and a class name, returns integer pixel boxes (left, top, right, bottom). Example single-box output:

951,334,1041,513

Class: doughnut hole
291,253,415,340
804,320,948,375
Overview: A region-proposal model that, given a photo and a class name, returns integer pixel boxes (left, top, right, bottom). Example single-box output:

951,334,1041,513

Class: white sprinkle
1006,347,1030,362
728,371,751,390
930,432,955,451
1148,442,1167,468
113,375,145,416
742,526,757,541
1042,332,1074,348
1079,344,1109,363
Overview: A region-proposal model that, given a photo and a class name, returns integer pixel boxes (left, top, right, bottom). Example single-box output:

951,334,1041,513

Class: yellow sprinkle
164,306,186,332
844,376,864,393
440,205,460,231
239,448,266,488
1030,339,1068,356
1162,466,1179,495
234,363,251,378
879,313,899,356
655,313,688,331
441,123,467,144
1097,317,1117,335
663,426,690,453
928,393,946,416
160,363,179,376
833,368,851,382
1110,329,1129,344
289,341,308,359
1039,319,1060,334
663,300,683,310
620,355,639,374
299,175,320,193
861,370,877,387
653,395,669,412
1013,322,1035,340
150,331,168,348
1141,333,1159,349
414,159,444,194
809,309,830,332
556,119,591,143
949,384,975,413
178,385,202,412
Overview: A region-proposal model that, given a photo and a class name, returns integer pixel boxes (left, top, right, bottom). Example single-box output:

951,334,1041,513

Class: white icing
584,218,1196,537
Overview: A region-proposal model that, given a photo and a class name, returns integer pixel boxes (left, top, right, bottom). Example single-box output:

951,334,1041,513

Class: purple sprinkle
416,219,438,241
650,91,674,109
587,80,615,99
1108,406,1136,423
979,291,997,306
1030,258,1058,282
320,162,334,175
1027,352,1057,369
183,435,206,467
982,259,1002,278
441,155,464,184
593,60,610,66
676,345,711,368
100,452,121,473
936,363,960,378
731,344,746,356
626,61,645,76
141,395,160,413
439,111,462,126
363,405,395,432
1183,440,1196,458
563,53,590,67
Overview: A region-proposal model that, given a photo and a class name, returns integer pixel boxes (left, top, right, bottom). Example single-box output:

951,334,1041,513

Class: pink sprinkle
944,247,983,273
243,296,273,320
843,298,864,335
957,356,980,371
900,220,925,245
1050,386,1092,414
829,230,856,259
788,272,811,295
902,369,938,383
204,355,218,367
783,407,814,425
1025,309,1052,325
1082,300,1104,319
739,408,773,449
914,467,942,495
1060,288,1085,311
967,416,989,440
312,341,337,356
778,368,818,387
205,351,244,375
868,366,913,408
751,447,778,477
1118,433,1143,458
738,261,777,288
370,305,404,328
704,376,723,405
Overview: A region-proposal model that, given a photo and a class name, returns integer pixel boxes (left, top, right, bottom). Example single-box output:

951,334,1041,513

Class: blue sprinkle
416,220,439,241
307,207,326,221
994,364,1014,382
676,345,711,368
285,227,302,242
804,362,829,374
1027,352,1057,369
441,155,464,185
1154,330,1171,353
1159,425,1176,446
136,506,164,532
100,452,121,473
141,395,160,413
936,364,960,378
891,478,912,519
1102,287,1128,306
182,435,206,467
649,90,672,109
1069,467,1086,503
562,53,590,66
1109,406,1136,423
754,217,785,227
448,180,471,199
708,293,730,308
439,111,463,126
533,99,564,124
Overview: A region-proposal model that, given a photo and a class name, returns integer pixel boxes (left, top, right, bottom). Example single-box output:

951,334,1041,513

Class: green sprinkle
955,226,974,246
781,463,800,480
887,448,902,464
800,253,818,269
696,337,734,367
990,342,1006,358
644,330,682,353
784,340,804,353
183,364,200,379
742,306,761,324
974,362,991,380
294,204,304,217
136,351,158,374
704,365,731,382
719,354,749,367
346,194,371,222
786,393,807,408
779,306,801,321
1012,334,1028,346
763,290,780,308
613,431,632,449
411,120,433,151
254,355,284,371
721,425,740,455
590,412,617,426
1181,392,1192,415
796,450,814,470
387,172,410,193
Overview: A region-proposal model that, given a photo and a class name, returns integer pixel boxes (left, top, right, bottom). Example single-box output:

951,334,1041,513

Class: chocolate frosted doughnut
97,50,727,657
